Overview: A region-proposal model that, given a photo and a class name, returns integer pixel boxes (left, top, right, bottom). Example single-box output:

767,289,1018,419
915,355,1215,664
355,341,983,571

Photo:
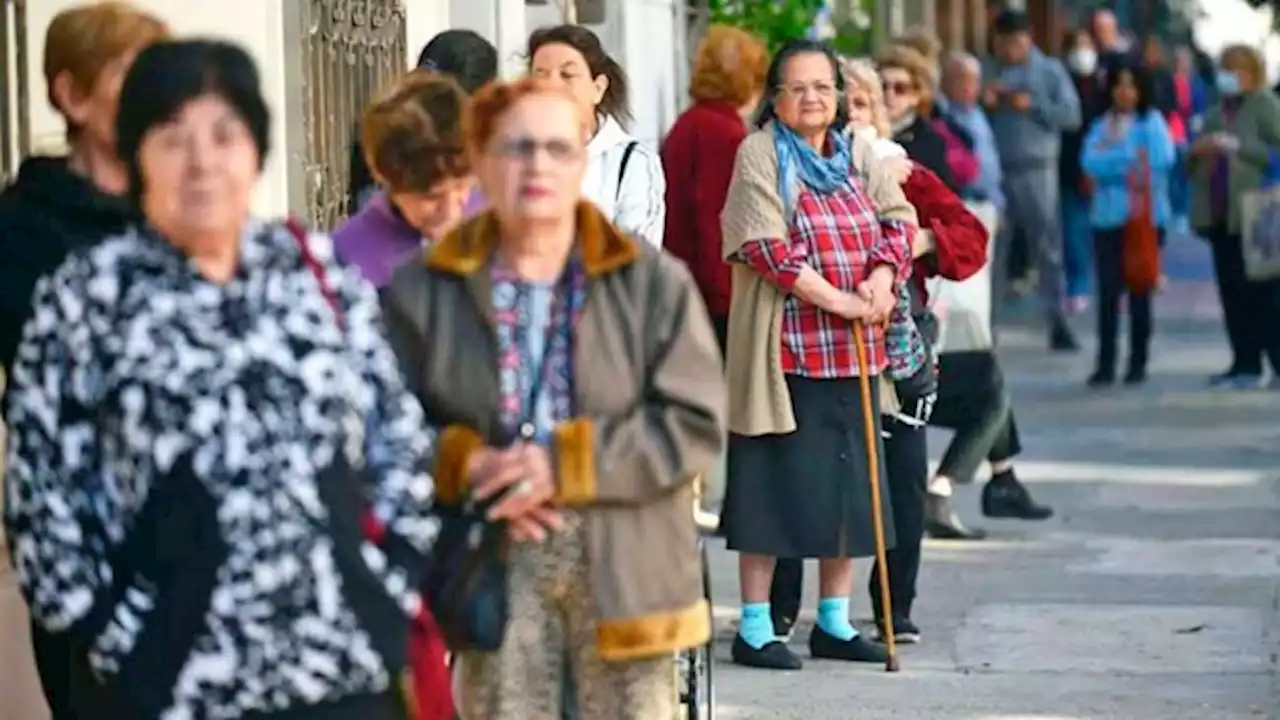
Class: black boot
925,493,987,540
1049,316,1080,352
982,470,1053,520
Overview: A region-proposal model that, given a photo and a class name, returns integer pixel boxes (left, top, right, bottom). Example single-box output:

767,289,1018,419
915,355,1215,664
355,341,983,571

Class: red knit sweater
660,101,746,318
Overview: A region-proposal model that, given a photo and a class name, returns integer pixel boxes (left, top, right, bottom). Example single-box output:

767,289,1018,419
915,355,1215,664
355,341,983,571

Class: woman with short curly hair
334,70,473,288
661,24,769,347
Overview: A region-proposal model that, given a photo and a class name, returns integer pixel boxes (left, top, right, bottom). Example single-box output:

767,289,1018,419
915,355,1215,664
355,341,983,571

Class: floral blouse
490,260,584,441
3,221,436,717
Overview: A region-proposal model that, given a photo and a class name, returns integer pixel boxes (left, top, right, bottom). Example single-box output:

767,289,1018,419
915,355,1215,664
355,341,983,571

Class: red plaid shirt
736,180,911,377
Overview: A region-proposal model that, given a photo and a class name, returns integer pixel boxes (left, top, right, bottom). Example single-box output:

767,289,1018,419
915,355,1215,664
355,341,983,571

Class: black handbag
423,263,575,652
422,498,510,651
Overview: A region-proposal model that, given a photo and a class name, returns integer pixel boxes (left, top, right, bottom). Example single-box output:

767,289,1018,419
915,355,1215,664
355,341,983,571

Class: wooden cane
852,320,900,672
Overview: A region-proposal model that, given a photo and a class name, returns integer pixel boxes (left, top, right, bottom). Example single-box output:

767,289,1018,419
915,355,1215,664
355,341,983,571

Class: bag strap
285,217,346,330
615,141,639,202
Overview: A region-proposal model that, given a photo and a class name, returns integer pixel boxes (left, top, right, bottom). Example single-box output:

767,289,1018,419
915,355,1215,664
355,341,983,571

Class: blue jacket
1080,110,1176,230
943,100,1006,211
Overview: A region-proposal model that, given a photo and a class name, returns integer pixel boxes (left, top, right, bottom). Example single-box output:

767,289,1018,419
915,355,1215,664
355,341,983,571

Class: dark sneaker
875,615,921,644
1208,370,1263,389
731,635,803,670
1123,366,1147,385
1049,320,1080,352
982,472,1053,520
808,625,889,663
925,494,987,540
1087,369,1115,388
771,612,796,642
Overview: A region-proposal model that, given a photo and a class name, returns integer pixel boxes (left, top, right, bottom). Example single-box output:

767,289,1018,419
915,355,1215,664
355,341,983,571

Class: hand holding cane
852,319,900,673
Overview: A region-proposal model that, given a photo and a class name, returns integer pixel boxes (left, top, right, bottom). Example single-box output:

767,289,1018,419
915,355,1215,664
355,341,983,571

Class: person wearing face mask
1060,27,1106,315
334,71,474,288
1188,45,1280,389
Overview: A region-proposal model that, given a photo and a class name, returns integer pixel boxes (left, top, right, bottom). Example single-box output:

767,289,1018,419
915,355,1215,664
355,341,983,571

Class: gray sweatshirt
983,46,1081,171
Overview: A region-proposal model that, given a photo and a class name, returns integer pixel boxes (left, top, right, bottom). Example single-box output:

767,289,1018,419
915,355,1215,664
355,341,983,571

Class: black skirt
721,375,895,559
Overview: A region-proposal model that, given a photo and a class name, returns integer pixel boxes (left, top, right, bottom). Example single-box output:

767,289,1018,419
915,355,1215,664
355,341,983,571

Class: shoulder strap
285,217,346,329
616,141,639,201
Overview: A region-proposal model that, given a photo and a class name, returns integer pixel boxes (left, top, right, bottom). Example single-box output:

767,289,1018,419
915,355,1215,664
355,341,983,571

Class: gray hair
943,51,981,80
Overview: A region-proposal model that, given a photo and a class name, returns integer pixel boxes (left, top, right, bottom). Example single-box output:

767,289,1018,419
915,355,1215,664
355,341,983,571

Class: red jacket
902,164,988,303
661,101,746,318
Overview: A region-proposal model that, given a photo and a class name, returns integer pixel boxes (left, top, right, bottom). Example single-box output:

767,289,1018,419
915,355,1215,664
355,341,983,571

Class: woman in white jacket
529,24,666,247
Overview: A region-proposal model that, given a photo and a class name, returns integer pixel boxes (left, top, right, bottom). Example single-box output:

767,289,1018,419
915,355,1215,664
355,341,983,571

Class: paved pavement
707,278,1280,719
1,272,1276,719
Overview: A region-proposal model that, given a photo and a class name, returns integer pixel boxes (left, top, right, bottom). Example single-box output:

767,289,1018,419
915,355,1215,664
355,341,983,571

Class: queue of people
3,1,1279,718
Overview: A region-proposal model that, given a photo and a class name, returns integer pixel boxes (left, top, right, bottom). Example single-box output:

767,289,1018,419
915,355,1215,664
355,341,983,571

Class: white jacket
582,115,666,247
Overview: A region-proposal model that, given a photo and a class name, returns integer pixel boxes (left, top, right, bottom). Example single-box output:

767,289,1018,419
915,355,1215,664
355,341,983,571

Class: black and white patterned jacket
3,221,438,718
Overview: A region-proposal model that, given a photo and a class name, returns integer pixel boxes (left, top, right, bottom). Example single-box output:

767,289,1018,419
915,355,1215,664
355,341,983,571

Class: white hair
943,51,981,80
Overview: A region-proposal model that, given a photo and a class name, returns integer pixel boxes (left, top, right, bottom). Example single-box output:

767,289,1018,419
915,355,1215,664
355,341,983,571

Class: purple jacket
335,189,486,288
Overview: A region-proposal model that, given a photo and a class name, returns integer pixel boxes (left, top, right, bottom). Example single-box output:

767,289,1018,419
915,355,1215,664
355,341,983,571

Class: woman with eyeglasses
718,38,916,672
381,77,724,719
877,45,958,190
528,25,666,247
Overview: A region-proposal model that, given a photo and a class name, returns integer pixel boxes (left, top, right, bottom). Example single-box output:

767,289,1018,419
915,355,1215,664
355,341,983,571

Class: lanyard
511,265,576,443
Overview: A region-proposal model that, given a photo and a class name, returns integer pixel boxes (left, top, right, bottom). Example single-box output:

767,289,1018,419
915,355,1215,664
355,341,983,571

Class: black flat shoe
731,635,803,670
925,494,987,540
808,625,889,663
982,472,1053,520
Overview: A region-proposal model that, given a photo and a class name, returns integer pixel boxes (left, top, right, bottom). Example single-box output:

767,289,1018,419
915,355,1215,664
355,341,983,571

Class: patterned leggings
454,514,677,720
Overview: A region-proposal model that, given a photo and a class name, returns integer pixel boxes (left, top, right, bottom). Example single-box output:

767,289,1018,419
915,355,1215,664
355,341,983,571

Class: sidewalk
707,280,1279,719
0,283,1275,719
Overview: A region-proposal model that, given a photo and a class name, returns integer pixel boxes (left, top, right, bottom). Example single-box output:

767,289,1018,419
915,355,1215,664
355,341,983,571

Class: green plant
706,0,827,52
830,16,875,58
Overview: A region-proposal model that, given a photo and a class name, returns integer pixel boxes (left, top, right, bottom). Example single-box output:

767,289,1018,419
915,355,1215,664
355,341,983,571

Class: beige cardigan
720,128,918,436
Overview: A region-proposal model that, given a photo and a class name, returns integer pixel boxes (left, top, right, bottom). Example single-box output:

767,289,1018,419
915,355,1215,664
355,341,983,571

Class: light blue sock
738,602,774,650
817,596,857,641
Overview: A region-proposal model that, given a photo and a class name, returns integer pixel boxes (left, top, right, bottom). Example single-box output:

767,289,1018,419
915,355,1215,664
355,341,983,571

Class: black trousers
927,352,1022,483
1092,228,1153,374
1207,230,1280,375
769,418,927,622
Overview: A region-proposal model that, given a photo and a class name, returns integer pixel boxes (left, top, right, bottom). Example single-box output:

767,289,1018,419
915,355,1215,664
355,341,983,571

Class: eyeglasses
883,80,916,96
778,82,838,99
493,137,583,162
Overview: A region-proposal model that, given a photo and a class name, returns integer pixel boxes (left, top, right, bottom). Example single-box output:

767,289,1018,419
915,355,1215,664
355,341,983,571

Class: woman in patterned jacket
3,40,435,719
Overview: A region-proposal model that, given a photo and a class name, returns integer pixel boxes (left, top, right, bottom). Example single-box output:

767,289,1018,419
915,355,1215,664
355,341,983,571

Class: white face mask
853,124,878,142
1068,48,1098,75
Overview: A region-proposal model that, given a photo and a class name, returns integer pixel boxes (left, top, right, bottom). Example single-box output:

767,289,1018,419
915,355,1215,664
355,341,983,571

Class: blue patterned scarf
773,122,852,219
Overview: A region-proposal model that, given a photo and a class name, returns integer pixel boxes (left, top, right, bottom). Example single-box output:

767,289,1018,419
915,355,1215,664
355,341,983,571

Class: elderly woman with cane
719,38,916,672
